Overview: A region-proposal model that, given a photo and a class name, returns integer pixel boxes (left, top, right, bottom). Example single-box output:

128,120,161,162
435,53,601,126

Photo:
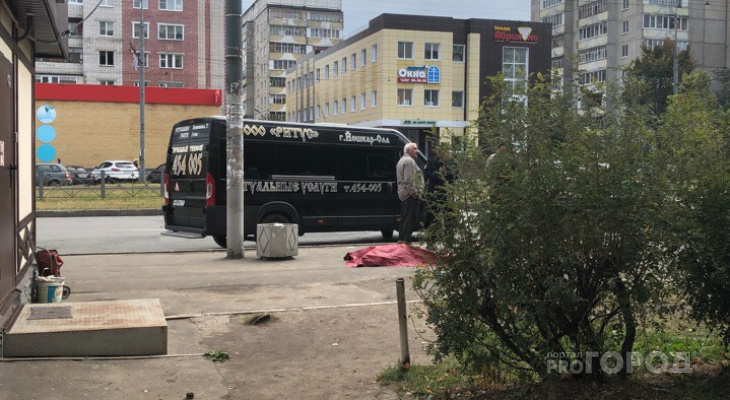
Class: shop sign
402,120,436,126
494,25,539,43
397,66,440,84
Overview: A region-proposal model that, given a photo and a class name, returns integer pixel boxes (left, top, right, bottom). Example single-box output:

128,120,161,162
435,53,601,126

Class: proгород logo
546,351,694,375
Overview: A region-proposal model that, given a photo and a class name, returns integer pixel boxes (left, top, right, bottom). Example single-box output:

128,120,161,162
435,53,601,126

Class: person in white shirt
396,143,423,244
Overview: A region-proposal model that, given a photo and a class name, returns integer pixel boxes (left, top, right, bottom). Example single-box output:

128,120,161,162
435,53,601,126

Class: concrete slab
3,298,167,357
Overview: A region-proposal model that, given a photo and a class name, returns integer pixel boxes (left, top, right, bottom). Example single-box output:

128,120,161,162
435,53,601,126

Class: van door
166,122,211,233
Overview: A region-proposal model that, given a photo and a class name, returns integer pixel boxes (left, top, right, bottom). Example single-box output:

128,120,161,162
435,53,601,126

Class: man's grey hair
404,143,418,153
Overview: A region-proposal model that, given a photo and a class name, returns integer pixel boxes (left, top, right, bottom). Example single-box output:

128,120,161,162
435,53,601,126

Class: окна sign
494,26,539,43
397,66,440,84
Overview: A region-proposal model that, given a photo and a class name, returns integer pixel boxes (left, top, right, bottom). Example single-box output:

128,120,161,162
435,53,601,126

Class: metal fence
36,171,164,199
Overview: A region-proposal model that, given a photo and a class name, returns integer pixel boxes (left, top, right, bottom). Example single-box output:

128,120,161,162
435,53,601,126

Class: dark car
66,165,95,185
35,163,73,186
145,164,166,183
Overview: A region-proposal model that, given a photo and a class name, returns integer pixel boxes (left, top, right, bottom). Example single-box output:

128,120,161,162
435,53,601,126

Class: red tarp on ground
344,244,440,267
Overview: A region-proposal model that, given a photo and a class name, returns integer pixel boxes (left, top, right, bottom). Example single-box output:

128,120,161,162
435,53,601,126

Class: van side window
339,147,396,181
243,142,276,180
275,144,337,177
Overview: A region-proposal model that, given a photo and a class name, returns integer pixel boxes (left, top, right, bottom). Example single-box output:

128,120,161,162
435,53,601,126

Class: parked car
35,163,73,186
145,164,166,183
66,165,94,185
91,160,139,183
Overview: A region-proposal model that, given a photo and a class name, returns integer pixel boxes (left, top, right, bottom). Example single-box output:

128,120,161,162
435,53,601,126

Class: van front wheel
213,235,227,248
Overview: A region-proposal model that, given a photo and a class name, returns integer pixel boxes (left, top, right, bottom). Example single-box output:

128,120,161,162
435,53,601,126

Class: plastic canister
37,275,65,303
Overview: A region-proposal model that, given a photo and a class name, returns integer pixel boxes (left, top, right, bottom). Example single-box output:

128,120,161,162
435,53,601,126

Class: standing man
396,143,423,244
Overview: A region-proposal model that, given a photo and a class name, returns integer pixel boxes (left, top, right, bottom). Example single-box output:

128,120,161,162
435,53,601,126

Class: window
308,12,343,22
503,47,529,96
342,57,347,73
270,42,307,54
622,20,629,34
309,107,314,122
333,61,339,76
580,69,607,85
360,93,366,110
541,0,564,8
452,91,464,108
316,69,320,82
425,43,440,60
68,19,82,36
552,58,563,69
351,96,356,112
159,24,184,40
271,25,304,36
133,52,149,68
99,51,114,66
99,80,115,85
270,9,301,19
579,45,607,63
371,90,377,107
325,65,330,79
578,22,607,40
316,105,321,120
398,41,413,59
360,49,366,66
351,54,356,70
643,14,688,31
68,0,83,4
270,77,285,87
99,21,114,36
133,22,149,39
309,28,340,38
424,90,440,106
324,103,330,117
333,100,339,116
542,13,564,26
160,53,183,69
341,98,346,114
160,81,184,87
270,112,285,121
271,94,286,104
622,0,629,9
272,60,296,70
453,45,465,62
159,0,182,11
133,0,148,9
371,44,377,62
621,44,629,58
397,89,413,106
36,75,79,84
578,0,607,19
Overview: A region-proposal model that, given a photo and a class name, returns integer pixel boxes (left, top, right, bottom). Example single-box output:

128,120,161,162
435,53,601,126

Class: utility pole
225,0,244,259
139,1,146,182
673,4,680,95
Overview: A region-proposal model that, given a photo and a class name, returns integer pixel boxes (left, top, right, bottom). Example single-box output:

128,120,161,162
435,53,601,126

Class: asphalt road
37,215,396,255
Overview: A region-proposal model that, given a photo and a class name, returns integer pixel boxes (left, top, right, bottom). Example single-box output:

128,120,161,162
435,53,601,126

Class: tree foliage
416,69,730,380
623,38,695,118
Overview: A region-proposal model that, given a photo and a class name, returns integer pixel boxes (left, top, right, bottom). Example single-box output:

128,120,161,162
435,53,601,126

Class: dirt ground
191,304,434,400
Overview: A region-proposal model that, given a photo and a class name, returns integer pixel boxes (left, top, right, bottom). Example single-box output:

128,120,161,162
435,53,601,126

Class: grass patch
36,184,164,210
378,357,478,399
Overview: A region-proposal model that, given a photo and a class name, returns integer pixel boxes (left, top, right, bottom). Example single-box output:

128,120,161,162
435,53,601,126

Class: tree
623,38,695,117
416,73,675,379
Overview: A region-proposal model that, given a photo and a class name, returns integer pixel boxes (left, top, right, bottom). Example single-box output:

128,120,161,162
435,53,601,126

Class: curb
37,209,163,218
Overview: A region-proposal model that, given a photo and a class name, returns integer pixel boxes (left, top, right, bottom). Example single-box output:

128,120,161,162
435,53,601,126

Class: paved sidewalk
0,247,432,400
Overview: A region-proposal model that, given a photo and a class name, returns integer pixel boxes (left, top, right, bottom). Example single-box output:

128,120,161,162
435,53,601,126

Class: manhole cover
28,306,72,320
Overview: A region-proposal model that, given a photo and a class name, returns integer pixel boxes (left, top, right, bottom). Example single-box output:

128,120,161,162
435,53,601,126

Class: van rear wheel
213,235,227,248
381,229,394,240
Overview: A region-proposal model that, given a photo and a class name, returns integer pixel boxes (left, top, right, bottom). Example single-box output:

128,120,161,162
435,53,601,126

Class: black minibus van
162,117,424,247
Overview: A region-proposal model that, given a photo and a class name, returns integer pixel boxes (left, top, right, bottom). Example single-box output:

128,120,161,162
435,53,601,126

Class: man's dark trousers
399,196,420,243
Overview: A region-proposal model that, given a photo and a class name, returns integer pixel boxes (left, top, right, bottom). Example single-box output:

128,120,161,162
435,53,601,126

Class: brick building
36,0,224,89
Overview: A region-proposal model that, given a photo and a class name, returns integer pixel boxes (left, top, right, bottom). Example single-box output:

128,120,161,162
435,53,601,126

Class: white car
91,160,139,182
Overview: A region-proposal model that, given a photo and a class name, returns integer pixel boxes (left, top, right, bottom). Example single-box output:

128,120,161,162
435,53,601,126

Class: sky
341,0,532,37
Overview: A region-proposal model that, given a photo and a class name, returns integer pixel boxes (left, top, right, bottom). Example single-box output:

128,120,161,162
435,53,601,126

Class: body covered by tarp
344,244,439,267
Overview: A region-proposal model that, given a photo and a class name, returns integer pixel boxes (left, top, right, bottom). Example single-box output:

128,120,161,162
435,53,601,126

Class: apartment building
532,0,729,92
242,0,343,121
285,14,551,153
36,0,224,89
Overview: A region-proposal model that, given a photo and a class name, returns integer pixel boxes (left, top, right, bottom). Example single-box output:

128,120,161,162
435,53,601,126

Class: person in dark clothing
423,154,454,230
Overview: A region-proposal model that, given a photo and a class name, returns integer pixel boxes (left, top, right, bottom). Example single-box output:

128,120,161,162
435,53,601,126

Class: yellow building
286,14,551,154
